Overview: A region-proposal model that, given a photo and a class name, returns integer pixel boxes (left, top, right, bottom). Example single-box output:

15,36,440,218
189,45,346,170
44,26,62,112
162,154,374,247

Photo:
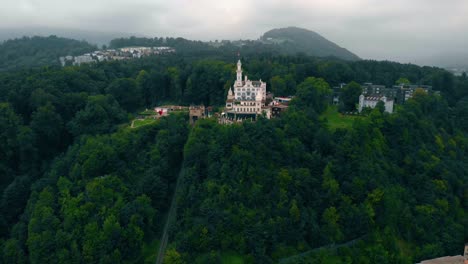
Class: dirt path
155,169,185,264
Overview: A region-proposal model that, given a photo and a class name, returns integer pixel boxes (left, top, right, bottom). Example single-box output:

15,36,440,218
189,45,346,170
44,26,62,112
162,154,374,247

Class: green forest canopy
0,38,466,263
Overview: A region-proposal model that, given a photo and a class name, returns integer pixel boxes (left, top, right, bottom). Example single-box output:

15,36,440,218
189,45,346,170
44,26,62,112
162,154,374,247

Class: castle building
358,94,394,113
224,60,270,120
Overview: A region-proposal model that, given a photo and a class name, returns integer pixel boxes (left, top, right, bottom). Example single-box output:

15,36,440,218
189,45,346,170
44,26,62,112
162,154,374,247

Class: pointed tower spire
227,87,234,101
236,59,243,84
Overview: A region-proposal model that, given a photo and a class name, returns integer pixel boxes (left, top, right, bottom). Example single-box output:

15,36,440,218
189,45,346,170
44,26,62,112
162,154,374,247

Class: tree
136,70,153,108
271,76,287,96
289,199,301,222
106,78,142,112
164,248,185,264
375,101,386,113
2,238,27,263
27,187,60,264
67,95,127,137
30,102,64,159
292,77,332,114
454,97,468,132
339,81,362,112
321,207,343,243
395,77,410,85
0,103,22,189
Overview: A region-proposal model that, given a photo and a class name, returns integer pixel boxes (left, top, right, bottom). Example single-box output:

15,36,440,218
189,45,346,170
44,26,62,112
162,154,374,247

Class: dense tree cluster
0,36,97,72
2,115,188,263
0,36,466,263
175,84,467,263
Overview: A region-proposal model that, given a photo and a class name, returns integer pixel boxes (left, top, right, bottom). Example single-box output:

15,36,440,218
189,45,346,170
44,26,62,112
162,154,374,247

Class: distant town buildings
333,82,437,114
393,84,434,103
59,46,175,66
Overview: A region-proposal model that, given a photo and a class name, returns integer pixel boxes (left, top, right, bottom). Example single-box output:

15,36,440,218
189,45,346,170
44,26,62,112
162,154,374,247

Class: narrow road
155,168,185,264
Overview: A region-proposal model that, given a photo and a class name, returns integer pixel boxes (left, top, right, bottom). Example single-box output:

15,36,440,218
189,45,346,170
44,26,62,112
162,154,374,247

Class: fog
1,0,467,65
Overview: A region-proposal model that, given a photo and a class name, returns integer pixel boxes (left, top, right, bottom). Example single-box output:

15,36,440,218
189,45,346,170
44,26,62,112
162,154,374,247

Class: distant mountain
260,27,360,61
0,35,97,71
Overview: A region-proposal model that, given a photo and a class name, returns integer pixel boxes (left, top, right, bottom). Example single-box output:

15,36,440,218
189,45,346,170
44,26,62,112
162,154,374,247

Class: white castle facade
225,60,270,119
358,94,394,113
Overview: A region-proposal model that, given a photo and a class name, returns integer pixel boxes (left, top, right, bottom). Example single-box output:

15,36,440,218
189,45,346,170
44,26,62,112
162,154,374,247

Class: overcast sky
1,0,467,64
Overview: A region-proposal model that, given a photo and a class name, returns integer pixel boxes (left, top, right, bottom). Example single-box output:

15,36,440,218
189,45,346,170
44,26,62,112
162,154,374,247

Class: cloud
1,0,467,63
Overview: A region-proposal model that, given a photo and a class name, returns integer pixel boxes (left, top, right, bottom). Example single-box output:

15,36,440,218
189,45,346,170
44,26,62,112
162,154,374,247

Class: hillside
261,27,361,61
0,35,97,71
0,48,466,263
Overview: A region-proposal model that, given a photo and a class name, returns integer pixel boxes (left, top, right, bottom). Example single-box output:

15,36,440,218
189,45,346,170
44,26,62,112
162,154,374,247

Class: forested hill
0,27,361,74
0,50,466,263
0,36,97,71
261,27,361,61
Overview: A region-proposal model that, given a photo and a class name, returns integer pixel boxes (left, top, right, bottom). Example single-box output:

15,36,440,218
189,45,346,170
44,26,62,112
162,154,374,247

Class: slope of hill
0,46,466,263
261,27,360,61
0,35,97,71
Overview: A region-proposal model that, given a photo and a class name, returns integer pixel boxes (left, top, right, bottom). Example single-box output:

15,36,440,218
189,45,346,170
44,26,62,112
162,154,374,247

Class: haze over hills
0,35,97,71
1,26,466,72
0,27,139,47
260,27,361,61
414,53,468,76
0,26,364,72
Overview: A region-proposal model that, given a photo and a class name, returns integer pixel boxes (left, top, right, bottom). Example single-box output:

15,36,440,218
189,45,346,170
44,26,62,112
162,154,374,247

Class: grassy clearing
138,109,156,116
321,106,362,130
133,119,157,128
139,109,157,116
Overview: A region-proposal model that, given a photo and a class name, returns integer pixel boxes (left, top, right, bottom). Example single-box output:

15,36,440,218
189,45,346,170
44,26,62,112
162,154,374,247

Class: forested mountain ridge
0,25,361,73
261,27,361,61
0,48,466,263
0,36,97,72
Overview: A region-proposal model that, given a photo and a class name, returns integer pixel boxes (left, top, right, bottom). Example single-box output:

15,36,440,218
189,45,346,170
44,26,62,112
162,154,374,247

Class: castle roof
252,81,262,87
363,95,393,102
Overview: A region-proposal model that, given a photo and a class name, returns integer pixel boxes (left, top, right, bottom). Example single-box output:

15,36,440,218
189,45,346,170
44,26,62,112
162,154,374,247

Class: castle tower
255,90,263,113
358,94,365,113
226,87,234,109
236,60,243,86
227,87,234,100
